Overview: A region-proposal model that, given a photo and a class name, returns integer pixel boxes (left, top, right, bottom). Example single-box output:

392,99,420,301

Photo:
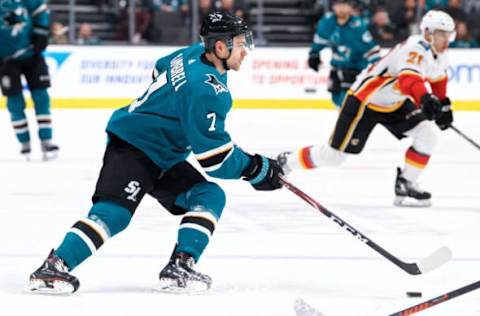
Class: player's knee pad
31,89,50,114
406,121,439,155
184,181,226,219
311,144,348,167
176,182,225,261
6,93,26,118
87,199,132,237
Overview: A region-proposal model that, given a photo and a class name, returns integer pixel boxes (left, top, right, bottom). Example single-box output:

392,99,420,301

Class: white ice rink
1,108,479,316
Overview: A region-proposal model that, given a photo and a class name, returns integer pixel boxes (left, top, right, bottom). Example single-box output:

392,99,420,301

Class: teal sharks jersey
0,0,49,61
107,43,251,179
310,13,380,70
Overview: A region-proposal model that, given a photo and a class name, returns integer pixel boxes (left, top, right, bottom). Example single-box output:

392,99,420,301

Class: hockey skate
157,252,212,294
41,141,59,161
276,151,292,175
394,168,432,207
20,142,31,161
28,249,79,294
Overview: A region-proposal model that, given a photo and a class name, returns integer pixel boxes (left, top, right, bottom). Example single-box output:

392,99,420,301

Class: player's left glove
242,154,284,191
32,25,49,54
435,97,453,131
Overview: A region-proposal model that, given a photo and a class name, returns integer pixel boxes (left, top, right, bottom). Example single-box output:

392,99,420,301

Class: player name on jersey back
170,53,187,92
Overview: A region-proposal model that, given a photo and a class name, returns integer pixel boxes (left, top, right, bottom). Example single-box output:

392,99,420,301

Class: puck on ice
406,291,422,298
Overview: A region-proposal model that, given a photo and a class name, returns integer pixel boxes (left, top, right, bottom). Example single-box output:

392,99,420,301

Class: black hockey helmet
200,11,254,52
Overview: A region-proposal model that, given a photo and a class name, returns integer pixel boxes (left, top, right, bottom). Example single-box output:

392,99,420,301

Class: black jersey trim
72,221,104,249
181,216,215,234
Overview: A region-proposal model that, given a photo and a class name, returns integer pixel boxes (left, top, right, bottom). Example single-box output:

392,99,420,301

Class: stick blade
417,246,452,274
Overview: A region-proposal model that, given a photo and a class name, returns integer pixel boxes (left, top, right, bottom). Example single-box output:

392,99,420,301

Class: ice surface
0,109,479,316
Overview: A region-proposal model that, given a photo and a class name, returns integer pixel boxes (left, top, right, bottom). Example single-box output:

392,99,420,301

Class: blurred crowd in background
48,0,480,48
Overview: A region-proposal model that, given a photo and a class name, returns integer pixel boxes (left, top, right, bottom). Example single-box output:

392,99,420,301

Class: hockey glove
308,54,321,72
32,26,49,54
435,97,453,130
242,154,284,191
420,93,442,121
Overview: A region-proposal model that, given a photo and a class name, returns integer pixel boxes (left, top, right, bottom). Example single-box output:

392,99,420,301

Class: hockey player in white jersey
278,10,455,207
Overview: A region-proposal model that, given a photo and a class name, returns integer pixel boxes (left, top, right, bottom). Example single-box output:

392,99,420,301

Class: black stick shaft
450,125,480,150
389,280,480,316
279,176,421,275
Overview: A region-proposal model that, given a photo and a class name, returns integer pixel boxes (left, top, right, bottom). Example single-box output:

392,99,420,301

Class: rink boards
1,46,480,110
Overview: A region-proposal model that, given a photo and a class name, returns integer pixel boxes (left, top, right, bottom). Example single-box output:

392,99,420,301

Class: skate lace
181,257,195,270
50,257,69,273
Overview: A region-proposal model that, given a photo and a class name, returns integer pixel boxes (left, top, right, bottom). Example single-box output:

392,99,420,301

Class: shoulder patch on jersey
205,74,228,95
188,59,196,65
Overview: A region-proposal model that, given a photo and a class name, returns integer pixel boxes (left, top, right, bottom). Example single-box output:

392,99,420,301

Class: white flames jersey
350,35,448,111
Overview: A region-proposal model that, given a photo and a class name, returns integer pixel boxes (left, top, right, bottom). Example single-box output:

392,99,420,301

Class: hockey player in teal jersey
308,0,380,107
0,0,59,159
28,11,284,295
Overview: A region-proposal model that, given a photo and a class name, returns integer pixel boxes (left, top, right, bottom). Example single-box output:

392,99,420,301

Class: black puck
406,291,423,298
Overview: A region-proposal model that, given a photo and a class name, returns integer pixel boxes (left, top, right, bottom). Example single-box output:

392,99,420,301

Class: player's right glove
420,93,442,121
242,154,284,191
308,53,321,72
435,97,453,130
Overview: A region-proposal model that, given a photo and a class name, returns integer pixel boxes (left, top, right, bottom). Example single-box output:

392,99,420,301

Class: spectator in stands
463,0,480,12
425,0,448,10
77,23,102,45
444,0,468,22
369,7,396,47
153,0,189,14
391,0,418,41
199,0,214,23
214,0,247,19
450,20,478,48
116,1,152,43
443,0,477,44
50,22,69,44
462,0,480,43
149,0,190,44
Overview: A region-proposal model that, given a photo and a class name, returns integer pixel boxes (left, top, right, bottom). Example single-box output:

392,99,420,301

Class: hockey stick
279,176,452,275
389,280,480,315
449,125,480,151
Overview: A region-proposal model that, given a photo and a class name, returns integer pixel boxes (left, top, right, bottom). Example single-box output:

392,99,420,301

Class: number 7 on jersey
206,112,216,131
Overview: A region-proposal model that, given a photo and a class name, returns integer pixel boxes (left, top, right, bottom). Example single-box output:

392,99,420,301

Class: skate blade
394,196,431,208
42,150,59,161
156,278,210,295
27,279,75,295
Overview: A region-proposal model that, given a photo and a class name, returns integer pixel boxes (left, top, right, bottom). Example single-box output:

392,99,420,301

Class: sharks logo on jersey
205,74,228,95
209,12,223,23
